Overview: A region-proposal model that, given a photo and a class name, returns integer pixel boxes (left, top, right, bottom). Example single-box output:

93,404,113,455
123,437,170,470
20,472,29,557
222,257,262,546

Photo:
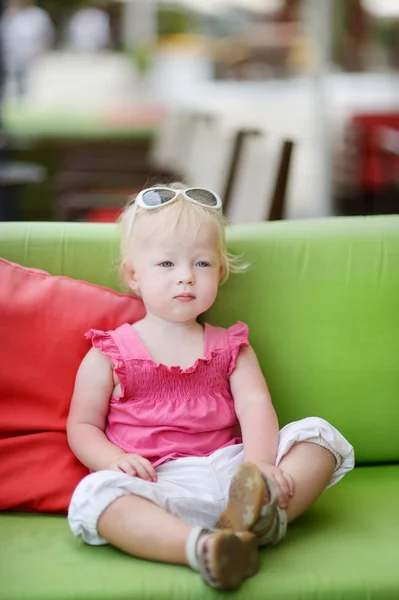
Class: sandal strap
253,474,287,546
275,506,288,544
186,526,206,572
186,527,221,587
256,505,287,546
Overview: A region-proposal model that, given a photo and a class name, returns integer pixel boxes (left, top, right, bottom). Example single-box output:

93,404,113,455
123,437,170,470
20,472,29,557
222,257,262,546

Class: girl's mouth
174,294,195,302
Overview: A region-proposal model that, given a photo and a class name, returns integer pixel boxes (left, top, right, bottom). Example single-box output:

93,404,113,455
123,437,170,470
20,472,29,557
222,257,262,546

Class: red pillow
0,258,145,513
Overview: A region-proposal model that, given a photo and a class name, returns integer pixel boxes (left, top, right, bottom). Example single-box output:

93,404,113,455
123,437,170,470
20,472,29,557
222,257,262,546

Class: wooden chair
224,133,295,224
222,128,262,216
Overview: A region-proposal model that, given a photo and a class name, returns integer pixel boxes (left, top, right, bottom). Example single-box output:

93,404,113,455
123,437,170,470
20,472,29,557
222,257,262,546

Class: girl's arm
230,345,294,507
67,347,128,471
67,348,157,480
230,345,279,465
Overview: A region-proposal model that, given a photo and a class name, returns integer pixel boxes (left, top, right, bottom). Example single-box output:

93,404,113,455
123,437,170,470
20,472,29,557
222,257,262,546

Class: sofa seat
2,465,398,600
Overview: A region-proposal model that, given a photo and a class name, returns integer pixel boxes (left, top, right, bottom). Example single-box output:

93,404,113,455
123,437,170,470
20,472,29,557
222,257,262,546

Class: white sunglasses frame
132,187,222,211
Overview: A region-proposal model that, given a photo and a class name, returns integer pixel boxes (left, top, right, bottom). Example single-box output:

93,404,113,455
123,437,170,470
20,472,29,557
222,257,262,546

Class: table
1,105,164,220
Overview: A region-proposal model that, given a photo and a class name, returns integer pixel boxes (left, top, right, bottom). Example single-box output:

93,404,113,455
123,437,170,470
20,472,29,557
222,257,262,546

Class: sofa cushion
0,217,398,465
0,258,145,513
1,466,398,599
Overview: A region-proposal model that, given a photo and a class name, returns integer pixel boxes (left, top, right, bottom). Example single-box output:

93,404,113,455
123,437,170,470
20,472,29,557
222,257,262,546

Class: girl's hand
108,453,158,482
253,461,295,510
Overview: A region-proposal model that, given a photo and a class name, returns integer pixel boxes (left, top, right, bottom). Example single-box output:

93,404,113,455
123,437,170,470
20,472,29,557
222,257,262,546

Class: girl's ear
123,262,140,294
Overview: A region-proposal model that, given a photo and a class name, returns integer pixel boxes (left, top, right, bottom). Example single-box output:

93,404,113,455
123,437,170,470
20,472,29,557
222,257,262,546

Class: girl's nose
177,268,195,285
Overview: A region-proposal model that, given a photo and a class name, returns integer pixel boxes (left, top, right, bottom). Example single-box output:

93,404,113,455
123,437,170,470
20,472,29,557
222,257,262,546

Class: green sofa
1,216,399,599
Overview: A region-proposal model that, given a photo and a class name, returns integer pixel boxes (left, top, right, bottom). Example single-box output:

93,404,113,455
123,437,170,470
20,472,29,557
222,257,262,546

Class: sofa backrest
1,216,398,465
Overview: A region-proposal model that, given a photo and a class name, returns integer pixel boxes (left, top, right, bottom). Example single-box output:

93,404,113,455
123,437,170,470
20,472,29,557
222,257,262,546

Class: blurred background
0,0,397,223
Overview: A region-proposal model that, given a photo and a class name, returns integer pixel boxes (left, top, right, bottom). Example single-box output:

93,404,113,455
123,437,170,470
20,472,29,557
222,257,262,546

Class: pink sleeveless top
85,321,248,467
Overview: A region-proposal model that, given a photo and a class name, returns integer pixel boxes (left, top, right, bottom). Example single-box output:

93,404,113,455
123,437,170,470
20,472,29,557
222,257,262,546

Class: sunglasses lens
142,188,176,207
186,188,218,206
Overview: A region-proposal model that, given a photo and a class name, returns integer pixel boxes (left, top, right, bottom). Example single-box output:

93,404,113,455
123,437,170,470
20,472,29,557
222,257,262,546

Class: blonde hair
118,182,245,286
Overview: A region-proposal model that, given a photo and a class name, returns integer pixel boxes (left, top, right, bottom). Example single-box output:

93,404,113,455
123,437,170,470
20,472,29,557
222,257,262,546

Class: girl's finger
273,473,290,508
283,472,295,497
118,462,136,477
130,460,152,481
138,457,158,482
270,476,287,509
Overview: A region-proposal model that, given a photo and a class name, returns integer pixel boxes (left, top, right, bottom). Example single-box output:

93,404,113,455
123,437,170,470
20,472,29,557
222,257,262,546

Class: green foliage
374,21,399,47
156,5,197,36
127,44,154,75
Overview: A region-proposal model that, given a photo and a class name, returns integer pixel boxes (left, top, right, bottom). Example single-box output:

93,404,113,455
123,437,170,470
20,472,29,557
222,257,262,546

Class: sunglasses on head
132,187,222,211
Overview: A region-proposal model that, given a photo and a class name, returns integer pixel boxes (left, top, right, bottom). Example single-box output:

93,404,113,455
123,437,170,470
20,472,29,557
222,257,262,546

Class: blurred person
0,0,54,98
66,1,111,53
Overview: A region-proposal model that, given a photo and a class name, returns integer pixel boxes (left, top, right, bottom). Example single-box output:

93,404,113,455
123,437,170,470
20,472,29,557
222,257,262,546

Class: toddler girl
67,182,354,590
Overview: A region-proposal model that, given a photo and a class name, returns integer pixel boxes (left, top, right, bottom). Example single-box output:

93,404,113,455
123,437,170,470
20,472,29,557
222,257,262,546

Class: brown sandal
215,462,287,546
186,527,259,590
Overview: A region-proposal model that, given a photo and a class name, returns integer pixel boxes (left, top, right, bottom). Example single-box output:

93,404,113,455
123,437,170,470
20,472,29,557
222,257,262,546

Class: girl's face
127,215,223,324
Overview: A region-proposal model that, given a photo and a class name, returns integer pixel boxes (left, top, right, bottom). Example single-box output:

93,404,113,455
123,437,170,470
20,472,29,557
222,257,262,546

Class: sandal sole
210,531,259,590
216,462,269,532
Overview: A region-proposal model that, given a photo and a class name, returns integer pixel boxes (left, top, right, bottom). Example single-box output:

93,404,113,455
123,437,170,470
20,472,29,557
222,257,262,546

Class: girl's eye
196,261,210,268
159,261,174,268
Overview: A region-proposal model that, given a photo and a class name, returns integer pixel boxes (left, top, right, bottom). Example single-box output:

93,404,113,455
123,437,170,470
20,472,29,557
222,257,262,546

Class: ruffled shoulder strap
204,321,249,375
227,321,249,375
84,323,139,399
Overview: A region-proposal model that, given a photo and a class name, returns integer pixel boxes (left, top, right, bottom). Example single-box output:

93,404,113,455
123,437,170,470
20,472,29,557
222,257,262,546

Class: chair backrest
182,118,237,196
222,128,262,217
225,133,294,224
149,110,222,185
149,113,295,223
149,110,192,176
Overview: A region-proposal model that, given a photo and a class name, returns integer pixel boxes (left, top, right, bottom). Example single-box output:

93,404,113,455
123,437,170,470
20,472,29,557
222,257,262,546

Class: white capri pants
68,417,355,545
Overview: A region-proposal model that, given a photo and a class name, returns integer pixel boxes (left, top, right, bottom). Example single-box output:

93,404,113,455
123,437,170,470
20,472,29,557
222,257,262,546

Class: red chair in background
340,112,399,214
